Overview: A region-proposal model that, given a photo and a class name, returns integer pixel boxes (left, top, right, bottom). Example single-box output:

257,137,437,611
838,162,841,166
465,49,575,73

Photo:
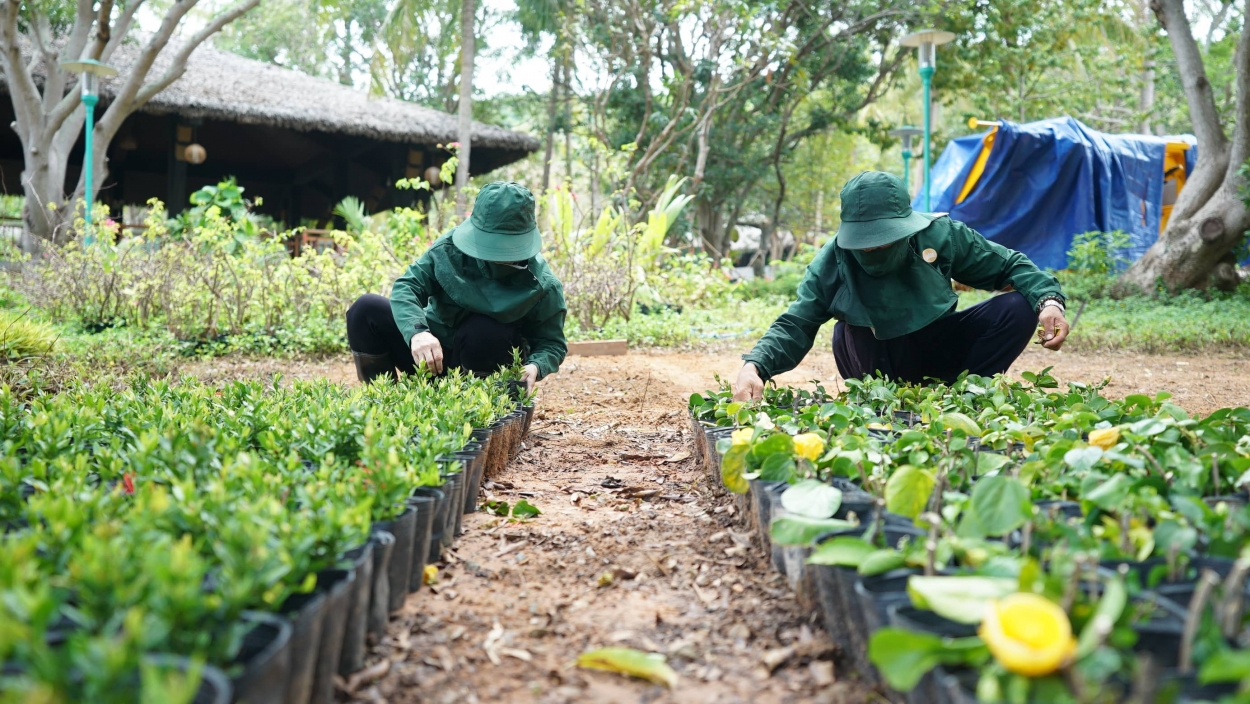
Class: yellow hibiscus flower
979,593,1077,677
1088,427,1120,450
793,433,826,461
730,428,754,446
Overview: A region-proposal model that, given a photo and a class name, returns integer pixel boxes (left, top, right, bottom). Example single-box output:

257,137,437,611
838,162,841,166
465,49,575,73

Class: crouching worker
346,181,568,392
734,171,1069,401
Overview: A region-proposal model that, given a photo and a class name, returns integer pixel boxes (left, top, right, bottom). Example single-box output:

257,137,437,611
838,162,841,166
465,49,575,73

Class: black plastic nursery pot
310,568,355,704
455,445,485,514
506,410,526,460
143,654,232,704
521,403,535,438
887,603,978,639
1156,668,1239,702
372,508,415,614
485,419,509,478
854,568,923,635
338,541,376,676
367,530,395,639
230,611,293,704
439,469,465,541
278,586,329,704
703,428,735,485
408,490,441,592
420,485,450,565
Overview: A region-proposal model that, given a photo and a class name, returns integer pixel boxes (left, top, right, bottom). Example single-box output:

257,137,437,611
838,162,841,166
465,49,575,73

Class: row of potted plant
689,369,1250,703
0,369,533,703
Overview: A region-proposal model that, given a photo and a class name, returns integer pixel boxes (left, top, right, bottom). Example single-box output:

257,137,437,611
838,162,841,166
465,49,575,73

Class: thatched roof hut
0,41,539,224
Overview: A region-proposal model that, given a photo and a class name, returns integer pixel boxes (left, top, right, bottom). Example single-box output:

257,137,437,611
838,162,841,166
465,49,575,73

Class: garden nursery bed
689,368,1250,703
0,370,533,703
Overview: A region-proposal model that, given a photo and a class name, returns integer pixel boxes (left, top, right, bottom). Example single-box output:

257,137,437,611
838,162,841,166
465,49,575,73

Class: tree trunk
540,50,559,193
1115,0,1247,293
454,0,476,217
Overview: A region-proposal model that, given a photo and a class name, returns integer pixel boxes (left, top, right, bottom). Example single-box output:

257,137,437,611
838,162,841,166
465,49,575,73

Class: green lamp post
888,126,923,193
899,29,955,211
60,58,118,234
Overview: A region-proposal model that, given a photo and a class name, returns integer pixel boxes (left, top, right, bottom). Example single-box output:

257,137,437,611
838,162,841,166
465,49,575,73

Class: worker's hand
410,331,444,374
733,363,765,402
521,363,540,393
1038,306,1070,351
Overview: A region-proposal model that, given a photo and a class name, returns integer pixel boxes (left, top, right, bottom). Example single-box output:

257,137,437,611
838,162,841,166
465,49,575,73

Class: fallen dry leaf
577,647,677,688
663,451,690,463
340,659,390,694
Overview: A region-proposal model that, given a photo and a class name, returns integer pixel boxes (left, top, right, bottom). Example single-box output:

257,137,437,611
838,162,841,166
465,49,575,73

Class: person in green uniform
734,171,1069,401
346,181,568,391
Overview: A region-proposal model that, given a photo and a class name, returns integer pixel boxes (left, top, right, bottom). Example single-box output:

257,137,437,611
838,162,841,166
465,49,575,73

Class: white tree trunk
1116,0,1248,292
454,0,476,217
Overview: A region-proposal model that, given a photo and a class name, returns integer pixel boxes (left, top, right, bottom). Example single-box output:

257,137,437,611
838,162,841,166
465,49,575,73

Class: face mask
852,241,911,277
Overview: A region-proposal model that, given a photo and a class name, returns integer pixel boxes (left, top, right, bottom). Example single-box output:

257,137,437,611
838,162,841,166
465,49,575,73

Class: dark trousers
832,292,1038,384
345,294,522,379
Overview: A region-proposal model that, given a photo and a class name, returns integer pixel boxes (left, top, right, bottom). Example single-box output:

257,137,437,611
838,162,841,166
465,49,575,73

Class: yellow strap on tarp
956,127,997,205
1160,140,1189,231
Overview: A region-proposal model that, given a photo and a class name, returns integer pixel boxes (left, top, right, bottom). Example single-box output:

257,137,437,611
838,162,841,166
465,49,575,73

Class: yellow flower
423,564,438,585
793,433,826,461
979,593,1077,678
730,428,754,446
1088,427,1120,450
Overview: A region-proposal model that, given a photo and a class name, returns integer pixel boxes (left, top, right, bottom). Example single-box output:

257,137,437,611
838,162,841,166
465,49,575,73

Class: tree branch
130,0,260,109
1224,0,1250,176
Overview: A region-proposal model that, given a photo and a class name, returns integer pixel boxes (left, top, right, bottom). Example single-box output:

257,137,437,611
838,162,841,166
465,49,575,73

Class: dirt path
355,354,853,703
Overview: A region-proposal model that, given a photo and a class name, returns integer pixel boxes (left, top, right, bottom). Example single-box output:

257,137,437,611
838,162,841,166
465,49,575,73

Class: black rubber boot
352,351,396,384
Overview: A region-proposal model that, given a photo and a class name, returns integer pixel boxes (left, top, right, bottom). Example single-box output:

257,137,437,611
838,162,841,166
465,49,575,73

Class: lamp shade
899,29,956,69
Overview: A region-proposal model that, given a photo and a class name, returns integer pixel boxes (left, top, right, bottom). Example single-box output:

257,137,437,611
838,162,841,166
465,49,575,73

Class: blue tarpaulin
914,117,1191,271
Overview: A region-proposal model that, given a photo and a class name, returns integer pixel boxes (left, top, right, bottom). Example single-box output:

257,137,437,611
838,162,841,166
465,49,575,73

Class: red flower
122,473,135,495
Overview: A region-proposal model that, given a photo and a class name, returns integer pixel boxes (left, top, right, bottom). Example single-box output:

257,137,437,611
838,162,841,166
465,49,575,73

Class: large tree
0,0,258,249
1115,0,1249,293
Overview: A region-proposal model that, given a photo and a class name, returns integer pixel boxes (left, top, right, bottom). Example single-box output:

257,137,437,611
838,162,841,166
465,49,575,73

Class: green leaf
858,549,907,576
485,500,510,516
1064,446,1104,473
806,536,874,566
759,453,797,482
969,476,1031,536
1199,648,1250,684
1076,577,1125,659
770,516,857,546
939,412,982,437
885,466,935,519
868,628,988,691
512,499,540,518
1081,473,1132,511
780,479,842,519
907,575,1017,624
752,432,795,458
975,452,1011,475
577,647,677,687
721,443,749,495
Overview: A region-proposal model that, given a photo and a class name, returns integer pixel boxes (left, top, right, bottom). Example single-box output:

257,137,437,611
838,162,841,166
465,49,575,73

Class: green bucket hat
450,181,542,261
835,171,933,250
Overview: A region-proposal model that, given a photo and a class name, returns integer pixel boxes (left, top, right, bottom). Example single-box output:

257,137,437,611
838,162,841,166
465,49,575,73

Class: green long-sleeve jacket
389,234,568,379
742,215,1064,380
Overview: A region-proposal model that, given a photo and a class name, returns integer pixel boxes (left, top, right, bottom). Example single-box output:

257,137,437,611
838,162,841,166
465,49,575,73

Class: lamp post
888,126,923,193
899,29,955,211
60,59,118,234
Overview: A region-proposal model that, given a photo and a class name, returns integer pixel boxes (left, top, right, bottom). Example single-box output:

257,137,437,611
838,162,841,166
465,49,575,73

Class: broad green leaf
939,412,982,437
1076,578,1125,659
751,432,794,458
1064,446,1104,473
759,453,797,482
858,549,907,576
975,452,1011,475
770,516,857,546
1081,473,1132,511
806,536,873,566
1199,648,1250,684
512,499,540,518
721,443,749,495
907,575,1017,624
577,647,677,687
969,477,1031,536
485,500,510,516
780,479,842,519
868,628,988,691
885,466,935,519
